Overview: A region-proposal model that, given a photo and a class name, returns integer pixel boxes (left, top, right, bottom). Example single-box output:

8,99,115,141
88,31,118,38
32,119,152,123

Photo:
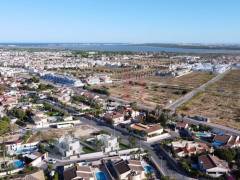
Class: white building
5,141,39,156
33,112,49,128
55,135,83,158
85,76,101,85
96,134,119,153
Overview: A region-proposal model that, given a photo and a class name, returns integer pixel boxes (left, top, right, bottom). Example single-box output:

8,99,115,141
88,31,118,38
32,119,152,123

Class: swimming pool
96,171,107,180
13,160,24,168
144,165,154,174
195,132,212,138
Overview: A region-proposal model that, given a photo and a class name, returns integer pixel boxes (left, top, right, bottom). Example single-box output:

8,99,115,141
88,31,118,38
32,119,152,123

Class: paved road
36,72,235,179
165,70,231,111
79,116,193,179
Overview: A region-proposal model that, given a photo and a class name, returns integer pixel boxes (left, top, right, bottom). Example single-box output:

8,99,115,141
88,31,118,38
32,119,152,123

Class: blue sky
0,0,240,44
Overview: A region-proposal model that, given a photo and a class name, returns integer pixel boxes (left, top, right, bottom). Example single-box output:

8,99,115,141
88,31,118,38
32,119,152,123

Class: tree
0,116,10,135
128,136,137,148
30,76,40,83
158,112,167,127
215,148,237,163
130,102,138,110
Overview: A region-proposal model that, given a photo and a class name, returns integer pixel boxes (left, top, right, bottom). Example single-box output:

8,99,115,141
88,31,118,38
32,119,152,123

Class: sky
0,0,240,44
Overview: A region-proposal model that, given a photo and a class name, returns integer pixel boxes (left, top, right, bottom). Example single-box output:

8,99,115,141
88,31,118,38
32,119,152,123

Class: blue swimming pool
13,160,24,168
96,171,107,180
195,132,211,137
144,165,154,174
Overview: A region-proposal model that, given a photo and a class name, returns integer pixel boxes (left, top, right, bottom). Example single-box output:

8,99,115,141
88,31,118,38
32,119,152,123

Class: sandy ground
107,72,215,108
178,70,240,130
28,124,100,142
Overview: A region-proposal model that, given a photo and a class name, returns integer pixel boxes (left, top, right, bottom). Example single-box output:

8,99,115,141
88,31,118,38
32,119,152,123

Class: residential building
104,112,125,125
96,134,119,153
212,134,240,148
5,141,39,156
73,165,94,180
54,135,83,158
108,159,131,180
130,123,163,138
128,160,146,180
171,140,211,157
198,154,229,177
23,152,48,167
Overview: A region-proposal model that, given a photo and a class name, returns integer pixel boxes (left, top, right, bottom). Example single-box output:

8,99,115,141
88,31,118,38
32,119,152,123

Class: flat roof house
54,135,83,159
73,165,94,180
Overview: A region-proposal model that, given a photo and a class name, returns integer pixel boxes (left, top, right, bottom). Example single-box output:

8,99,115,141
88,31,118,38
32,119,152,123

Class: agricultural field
177,70,240,130
106,72,215,108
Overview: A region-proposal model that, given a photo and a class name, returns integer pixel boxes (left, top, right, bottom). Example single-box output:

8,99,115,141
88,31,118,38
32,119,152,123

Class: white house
54,135,83,158
5,141,39,156
33,112,49,128
96,134,119,153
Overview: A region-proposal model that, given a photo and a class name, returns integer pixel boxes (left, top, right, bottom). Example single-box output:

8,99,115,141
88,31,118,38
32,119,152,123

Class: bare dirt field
106,72,215,108
28,124,99,142
147,72,215,89
177,70,240,130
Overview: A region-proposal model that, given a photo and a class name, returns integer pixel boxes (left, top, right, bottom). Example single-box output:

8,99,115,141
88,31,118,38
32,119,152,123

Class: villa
212,134,240,148
104,112,125,125
130,123,163,138
198,154,229,177
54,135,83,159
96,134,119,153
171,140,212,157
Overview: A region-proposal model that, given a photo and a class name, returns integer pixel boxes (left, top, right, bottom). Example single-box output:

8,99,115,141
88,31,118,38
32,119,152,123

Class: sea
1,43,240,54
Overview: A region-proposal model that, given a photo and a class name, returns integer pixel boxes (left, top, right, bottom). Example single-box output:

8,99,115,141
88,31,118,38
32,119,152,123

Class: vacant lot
178,70,240,130
28,124,99,142
106,72,215,108
147,72,215,89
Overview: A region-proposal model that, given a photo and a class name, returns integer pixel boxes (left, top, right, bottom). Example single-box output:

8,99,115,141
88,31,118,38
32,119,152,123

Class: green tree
0,116,10,135
130,102,138,110
128,136,137,148
215,148,237,163
158,112,167,127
